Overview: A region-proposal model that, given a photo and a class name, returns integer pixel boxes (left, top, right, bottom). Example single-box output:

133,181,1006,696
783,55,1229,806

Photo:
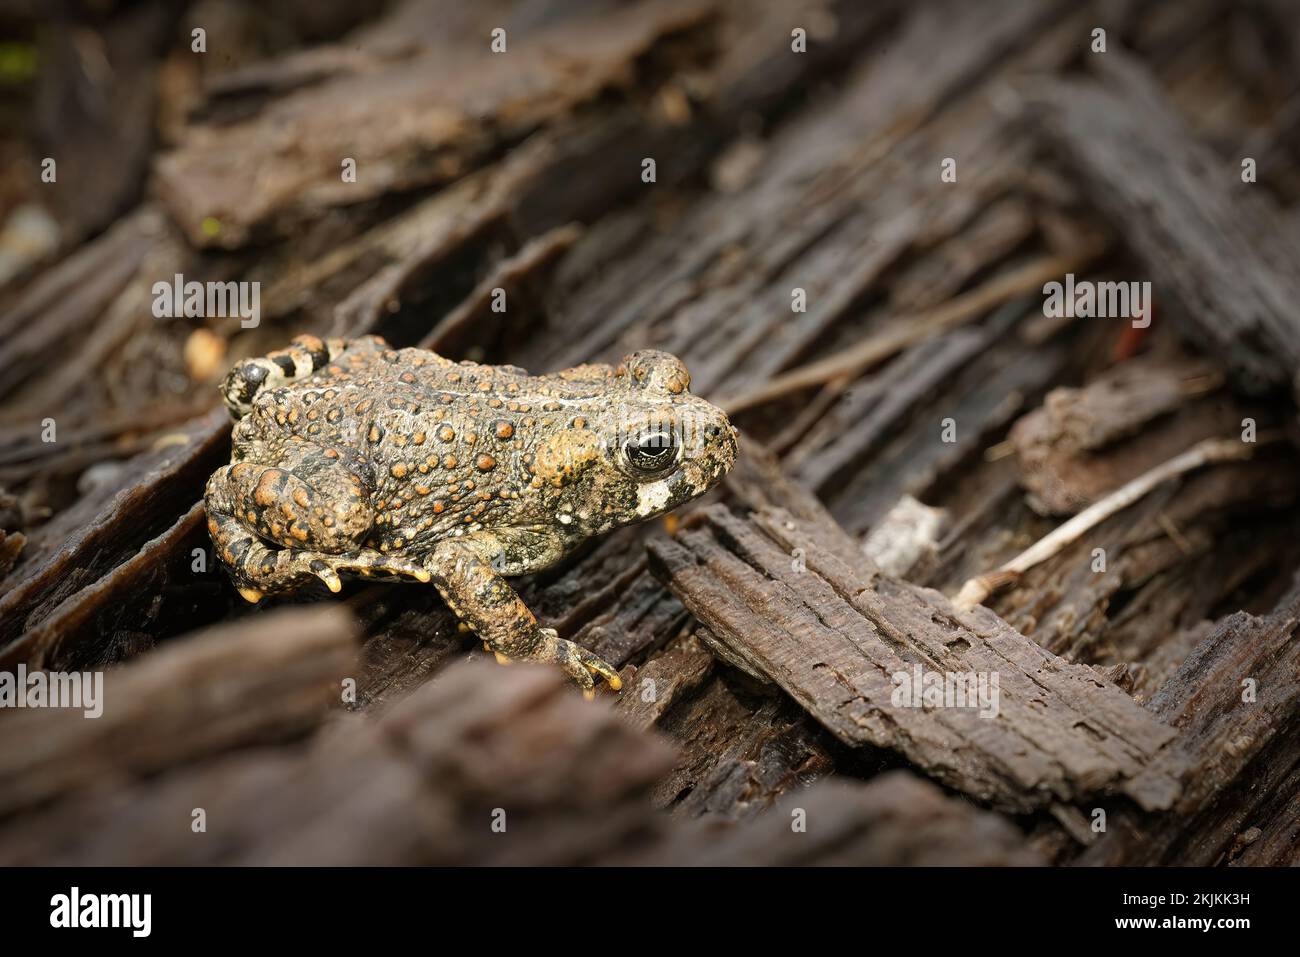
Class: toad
204,334,738,696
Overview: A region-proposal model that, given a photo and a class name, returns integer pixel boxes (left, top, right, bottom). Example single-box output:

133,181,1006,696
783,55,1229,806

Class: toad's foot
218,535,433,599
475,632,617,694
530,627,622,699
301,550,433,592
425,537,622,697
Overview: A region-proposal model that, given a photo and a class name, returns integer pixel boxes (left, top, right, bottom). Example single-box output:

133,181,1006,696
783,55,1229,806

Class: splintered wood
155,0,719,247
1081,573,1300,866
1030,52,1300,398
0,606,358,820
624,773,1044,866
648,503,1185,813
0,659,675,865
0,655,1033,867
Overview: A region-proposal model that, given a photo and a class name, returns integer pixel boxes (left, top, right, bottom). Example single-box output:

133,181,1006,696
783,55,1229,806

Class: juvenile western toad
205,334,738,695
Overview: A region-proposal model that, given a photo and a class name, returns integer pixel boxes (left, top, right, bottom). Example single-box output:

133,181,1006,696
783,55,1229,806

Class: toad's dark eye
623,429,680,476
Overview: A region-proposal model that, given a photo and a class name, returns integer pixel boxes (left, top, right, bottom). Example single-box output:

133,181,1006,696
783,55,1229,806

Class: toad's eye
623,429,680,476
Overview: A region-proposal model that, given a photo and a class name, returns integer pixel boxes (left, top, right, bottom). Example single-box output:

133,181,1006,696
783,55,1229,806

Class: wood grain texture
649,503,1185,813
1029,50,1300,396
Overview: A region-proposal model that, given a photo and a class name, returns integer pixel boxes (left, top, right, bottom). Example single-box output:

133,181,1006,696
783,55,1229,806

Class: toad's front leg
426,538,622,698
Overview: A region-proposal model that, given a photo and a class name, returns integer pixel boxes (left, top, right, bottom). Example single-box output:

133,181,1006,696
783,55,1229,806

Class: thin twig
953,434,1283,610
719,247,1099,415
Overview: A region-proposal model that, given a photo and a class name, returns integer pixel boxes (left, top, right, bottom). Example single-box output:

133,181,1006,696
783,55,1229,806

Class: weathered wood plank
639,650,846,820
530,0,1072,387
1008,353,1237,515
623,772,1044,866
0,661,675,865
0,606,357,821
154,0,718,247
1080,571,1300,864
0,409,230,660
1028,51,1300,396
648,502,1186,813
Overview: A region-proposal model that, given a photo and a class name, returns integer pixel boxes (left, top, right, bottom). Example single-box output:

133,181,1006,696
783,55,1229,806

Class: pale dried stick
953,435,1281,610
719,247,1098,415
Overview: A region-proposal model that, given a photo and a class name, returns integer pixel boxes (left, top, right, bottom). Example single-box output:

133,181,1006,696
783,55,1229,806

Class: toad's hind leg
206,497,433,598
209,533,432,601
205,443,429,597
206,506,338,599
207,443,374,553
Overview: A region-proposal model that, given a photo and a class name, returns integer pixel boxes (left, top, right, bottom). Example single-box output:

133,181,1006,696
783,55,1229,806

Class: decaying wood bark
623,772,1045,866
1080,573,1300,865
155,0,720,248
1008,353,1237,516
0,410,230,666
0,652,1039,866
1029,51,1300,398
0,660,670,865
0,606,357,821
648,499,1185,813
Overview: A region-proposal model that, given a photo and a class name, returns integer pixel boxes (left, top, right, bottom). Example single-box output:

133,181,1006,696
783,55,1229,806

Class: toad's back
229,337,608,546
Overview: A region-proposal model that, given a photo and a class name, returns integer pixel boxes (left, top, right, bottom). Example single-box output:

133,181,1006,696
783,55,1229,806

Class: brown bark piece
0,661,676,865
1081,572,1300,864
1028,51,1300,397
1007,353,1260,515
615,631,715,733
155,0,717,247
648,503,1185,813
626,772,1044,866
646,661,843,819
0,605,358,821
0,409,231,660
